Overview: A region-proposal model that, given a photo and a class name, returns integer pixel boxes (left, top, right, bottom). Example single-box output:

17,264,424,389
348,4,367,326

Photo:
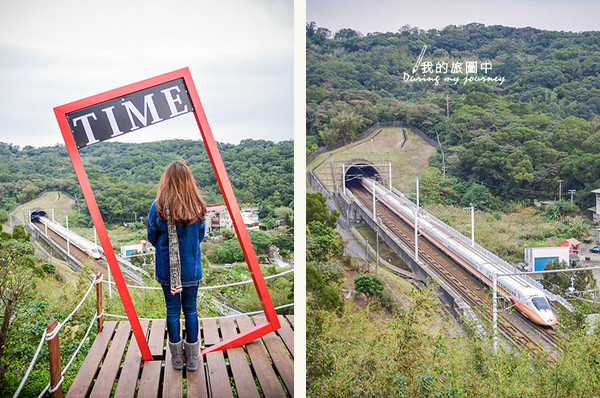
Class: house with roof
205,205,260,233
560,238,581,254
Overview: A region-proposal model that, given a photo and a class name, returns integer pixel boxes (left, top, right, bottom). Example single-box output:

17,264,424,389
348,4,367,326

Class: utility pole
558,179,564,200
372,182,376,220
492,271,498,354
568,189,576,204
470,204,475,246
365,237,370,272
388,162,392,192
342,164,346,196
415,178,419,262
66,215,70,256
376,217,381,275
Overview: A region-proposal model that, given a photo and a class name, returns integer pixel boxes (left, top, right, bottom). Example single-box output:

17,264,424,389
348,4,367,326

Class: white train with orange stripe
31,211,102,259
360,178,556,327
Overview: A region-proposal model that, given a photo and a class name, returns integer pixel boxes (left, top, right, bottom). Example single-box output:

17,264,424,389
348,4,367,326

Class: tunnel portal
343,158,383,188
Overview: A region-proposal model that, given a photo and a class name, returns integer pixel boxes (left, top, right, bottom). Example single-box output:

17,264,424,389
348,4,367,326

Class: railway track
349,184,558,353
31,220,141,285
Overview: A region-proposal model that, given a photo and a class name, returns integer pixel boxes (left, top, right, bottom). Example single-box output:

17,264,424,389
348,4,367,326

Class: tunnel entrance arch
343,158,384,187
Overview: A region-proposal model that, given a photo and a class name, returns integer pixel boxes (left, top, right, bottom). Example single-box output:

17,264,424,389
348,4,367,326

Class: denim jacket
147,201,205,287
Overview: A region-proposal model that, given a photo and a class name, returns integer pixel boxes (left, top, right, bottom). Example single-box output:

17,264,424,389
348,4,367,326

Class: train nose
543,311,556,325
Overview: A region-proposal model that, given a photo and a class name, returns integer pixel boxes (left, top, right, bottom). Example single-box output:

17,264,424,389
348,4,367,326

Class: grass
309,127,436,193
9,191,75,224
353,224,410,270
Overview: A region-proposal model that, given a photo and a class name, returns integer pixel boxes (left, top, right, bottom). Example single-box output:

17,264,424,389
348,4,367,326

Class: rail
388,185,574,311
13,275,102,398
103,303,294,322
12,267,294,397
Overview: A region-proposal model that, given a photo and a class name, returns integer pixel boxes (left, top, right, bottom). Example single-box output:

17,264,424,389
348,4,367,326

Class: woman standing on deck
147,161,206,371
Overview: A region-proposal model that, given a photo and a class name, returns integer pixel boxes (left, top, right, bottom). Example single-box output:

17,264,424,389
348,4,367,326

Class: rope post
47,319,63,398
95,273,103,332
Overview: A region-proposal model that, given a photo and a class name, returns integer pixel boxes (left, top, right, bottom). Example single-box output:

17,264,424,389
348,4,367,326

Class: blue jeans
161,285,199,344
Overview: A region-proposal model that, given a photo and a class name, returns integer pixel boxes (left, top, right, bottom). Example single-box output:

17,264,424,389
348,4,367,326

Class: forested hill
0,139,293,224
307,23,600,206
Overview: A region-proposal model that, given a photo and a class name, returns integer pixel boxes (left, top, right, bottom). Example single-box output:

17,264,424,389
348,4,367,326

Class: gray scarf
165,201,182,295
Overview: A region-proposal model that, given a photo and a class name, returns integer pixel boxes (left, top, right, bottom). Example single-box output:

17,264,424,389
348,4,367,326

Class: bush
273,234,294,251
354,273,384,297
41,263,56,274
315,262,344,284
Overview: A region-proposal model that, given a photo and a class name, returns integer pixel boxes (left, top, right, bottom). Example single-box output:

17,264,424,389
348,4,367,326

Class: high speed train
360,178,557,327
31,211,102,259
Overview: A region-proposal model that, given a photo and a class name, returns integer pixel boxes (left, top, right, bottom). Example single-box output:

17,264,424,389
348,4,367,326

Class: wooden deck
66,315,294,397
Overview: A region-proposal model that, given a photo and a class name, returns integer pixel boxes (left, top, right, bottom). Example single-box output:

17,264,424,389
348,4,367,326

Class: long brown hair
156,161,207,225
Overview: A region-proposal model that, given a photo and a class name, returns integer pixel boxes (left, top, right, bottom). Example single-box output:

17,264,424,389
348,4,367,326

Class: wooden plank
113,320,149,398
66,321,117,398
236,317,286,398
220,317,259,398
162,327,183,398
90,321,132,397
206,351,233,398
253,316,294,397
285,314,294,329
186,351,208,398
202,319,219,346
138,320,166,398
276,315,294,357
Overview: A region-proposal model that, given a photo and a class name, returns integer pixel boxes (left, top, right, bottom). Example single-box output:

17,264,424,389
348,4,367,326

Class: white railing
389,186,573,311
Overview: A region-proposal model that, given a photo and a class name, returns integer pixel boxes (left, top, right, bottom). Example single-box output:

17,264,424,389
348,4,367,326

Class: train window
92,248,99,253
531,297,551,311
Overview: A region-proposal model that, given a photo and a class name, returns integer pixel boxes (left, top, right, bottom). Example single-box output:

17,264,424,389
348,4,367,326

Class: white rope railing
104,268,294,291
13,275,101,398
37,309,101,397
13,267,294,396
103,303,294,322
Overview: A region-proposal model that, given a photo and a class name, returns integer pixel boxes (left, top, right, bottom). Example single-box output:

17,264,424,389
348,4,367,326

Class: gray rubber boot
168,340,184,370
184,340,200,372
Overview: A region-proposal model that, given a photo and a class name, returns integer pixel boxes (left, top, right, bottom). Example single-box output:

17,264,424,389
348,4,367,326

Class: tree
461,184,492,209
330,109,365,145
248,230,273,255
354,273,385,298
11,225,29,242
541,260,570,296
306,192,339,229
307,263,344,315
0,240,35,390
307,221,344,262
273,235,294,251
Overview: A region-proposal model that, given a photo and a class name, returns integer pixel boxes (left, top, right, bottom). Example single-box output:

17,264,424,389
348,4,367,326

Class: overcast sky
0,0,293,148
308,0,600,35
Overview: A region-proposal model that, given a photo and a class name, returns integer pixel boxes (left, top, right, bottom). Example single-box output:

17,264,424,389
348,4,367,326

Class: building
206,205,231,233
560,238,581,254
120,241,147,257
590,188,600,221
524,246,570,271
241,207,260,230
206,205,260,233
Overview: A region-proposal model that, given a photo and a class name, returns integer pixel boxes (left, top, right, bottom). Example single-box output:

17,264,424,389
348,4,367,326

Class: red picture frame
54,68,281,361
